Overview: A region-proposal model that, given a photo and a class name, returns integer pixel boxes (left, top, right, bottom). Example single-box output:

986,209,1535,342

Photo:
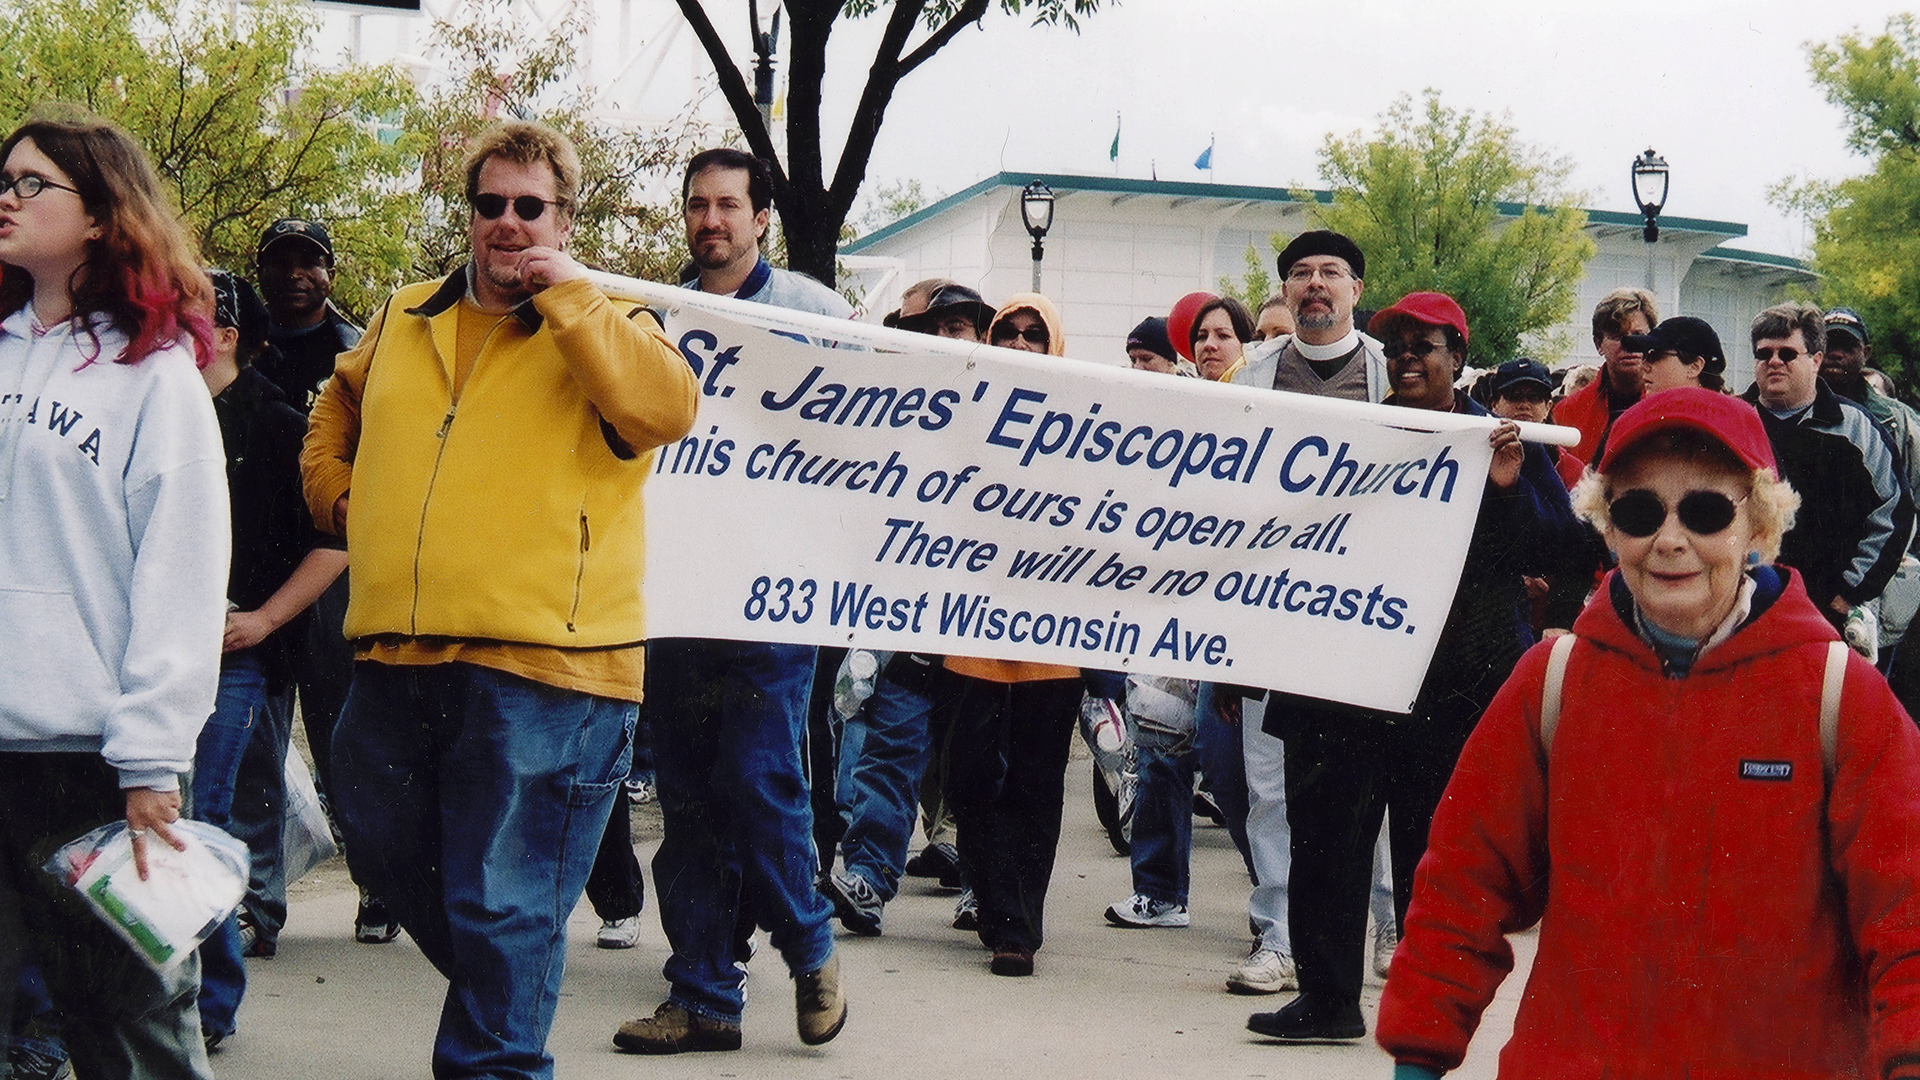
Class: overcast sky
327,0,1909,256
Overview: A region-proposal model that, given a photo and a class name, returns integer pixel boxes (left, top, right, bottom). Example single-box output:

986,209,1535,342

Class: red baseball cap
1368,292,1469,345
1597,387,1777,476
1167,291,1217,362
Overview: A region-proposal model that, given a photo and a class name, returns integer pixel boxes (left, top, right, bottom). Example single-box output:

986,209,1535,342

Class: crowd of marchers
5,104,1920,1080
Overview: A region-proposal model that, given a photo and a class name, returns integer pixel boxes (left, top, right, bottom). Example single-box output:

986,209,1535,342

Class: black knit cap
1276,230,1365,281
1125,316,1176,361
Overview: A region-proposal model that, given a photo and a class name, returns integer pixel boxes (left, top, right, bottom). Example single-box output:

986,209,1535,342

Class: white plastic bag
281,746,337,885
42,820,249,971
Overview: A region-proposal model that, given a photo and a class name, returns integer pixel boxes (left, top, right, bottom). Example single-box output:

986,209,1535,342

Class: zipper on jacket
567,511,589,633
410,403,460,633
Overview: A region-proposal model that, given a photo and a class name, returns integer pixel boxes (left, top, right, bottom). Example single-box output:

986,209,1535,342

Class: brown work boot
612,1002,741,1054
794,952,848,1046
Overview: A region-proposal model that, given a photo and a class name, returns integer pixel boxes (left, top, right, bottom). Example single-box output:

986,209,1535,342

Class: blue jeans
647,638,832,1025
331,661,634,1080
837,668,935,899
1127,719,1195,905
1194,682,1253,876
191,654,268,1038
227,684,292,952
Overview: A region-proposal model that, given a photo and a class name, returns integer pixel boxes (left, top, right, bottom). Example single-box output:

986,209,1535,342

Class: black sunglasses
1754,346,1804,364
1608,489,1744,538
1385,340,1446,360
993,324,1049,346
470,193,563,221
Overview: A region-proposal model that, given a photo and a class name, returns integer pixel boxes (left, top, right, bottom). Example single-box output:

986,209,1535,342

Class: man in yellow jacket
300,120,697,1080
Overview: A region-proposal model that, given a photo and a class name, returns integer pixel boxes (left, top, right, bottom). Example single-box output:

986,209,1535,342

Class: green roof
1698,245,1812,272
843,171,1750,254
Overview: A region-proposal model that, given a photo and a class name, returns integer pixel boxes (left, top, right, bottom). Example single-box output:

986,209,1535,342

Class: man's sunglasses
470,193,564,221
1608,489,1745,538
1754,346,1805,364
992,324,1049,346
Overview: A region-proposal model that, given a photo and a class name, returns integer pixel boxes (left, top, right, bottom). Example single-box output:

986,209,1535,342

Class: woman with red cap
1249,292,1581,1043
1377,387,1920,1078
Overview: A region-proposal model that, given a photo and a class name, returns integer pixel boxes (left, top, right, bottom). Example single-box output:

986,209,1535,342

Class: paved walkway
214,753,1532,1079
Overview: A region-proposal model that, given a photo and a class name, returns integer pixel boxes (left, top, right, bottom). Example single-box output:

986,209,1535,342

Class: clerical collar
1294,330,1361,362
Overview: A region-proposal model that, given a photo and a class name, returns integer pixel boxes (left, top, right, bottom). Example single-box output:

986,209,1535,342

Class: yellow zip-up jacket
301,270,698,648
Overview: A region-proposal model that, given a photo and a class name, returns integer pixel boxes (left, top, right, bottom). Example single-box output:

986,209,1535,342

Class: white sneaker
1104,893,1189,928
1227,946,1296,994
1374,922,1398,979
597,916,641,949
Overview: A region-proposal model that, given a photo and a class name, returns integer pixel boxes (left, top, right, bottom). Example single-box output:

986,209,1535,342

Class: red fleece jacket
1378,569,1920,1080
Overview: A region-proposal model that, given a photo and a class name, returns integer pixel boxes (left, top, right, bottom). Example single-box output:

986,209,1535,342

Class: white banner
602,276,1551,713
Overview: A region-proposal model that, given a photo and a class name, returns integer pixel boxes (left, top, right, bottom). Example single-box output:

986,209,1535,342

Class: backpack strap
1820,639,1847,784
1540,633,1578,755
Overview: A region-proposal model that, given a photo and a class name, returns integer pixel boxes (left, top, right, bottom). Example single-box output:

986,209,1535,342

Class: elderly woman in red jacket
1378,387,1920,1080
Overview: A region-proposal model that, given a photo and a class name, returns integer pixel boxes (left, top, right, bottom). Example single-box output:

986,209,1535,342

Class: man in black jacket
1740,302,1913,627
252,218,389,947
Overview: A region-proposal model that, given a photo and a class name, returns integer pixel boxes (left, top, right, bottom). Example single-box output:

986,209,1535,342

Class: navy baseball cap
256,218,334,263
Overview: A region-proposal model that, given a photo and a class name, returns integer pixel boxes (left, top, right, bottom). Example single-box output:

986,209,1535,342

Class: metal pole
1645,235,1655,292
1030,239,1043,293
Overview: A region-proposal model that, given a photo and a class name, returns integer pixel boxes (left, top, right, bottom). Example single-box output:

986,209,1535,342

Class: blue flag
1194,141,1213,171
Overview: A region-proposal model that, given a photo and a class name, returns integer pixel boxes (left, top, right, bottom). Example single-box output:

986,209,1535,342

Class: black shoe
355,890,402,944
988,946,1034,977
904,842,962,891
1246,994,1365,1043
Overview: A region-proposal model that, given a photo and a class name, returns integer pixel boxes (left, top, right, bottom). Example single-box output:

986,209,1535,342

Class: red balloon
1167,291,1218,361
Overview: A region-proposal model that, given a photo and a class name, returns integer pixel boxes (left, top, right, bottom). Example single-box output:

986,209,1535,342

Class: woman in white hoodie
0,107,228,1079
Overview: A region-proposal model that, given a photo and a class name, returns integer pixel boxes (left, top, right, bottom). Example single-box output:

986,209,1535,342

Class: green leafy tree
0,0,420,318
1311,90,1594,365
854,177,937,235
674,0,1105,285
1779,15,1920,373
404,0,716,293
1218,237,1281,312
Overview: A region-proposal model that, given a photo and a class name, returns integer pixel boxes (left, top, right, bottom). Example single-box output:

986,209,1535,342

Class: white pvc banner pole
594,273,1565,713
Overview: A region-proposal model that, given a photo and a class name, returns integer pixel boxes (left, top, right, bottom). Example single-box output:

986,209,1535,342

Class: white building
841,171,1814,390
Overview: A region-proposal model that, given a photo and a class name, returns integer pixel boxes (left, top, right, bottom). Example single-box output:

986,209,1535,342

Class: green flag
1109,113,1120,162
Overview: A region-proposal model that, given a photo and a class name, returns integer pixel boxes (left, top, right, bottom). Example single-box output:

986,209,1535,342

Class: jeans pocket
566,702,636,808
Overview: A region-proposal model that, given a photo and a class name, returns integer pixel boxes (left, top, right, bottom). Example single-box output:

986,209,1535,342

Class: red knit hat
1367,292,1469,345
1167,291,1217,362
1597,387,1778,477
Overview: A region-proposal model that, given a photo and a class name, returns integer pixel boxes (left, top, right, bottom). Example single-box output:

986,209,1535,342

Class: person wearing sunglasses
940,289,1101,979
301,120,698,1080
1739,302,1914,630
987,293,1063,356
1249,292,1581,1044
1379,386,1920,1080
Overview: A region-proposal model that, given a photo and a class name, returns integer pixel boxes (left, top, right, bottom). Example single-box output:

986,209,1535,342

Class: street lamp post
1021,180,1055,294
749,0,782,130
1631,148,1669,292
